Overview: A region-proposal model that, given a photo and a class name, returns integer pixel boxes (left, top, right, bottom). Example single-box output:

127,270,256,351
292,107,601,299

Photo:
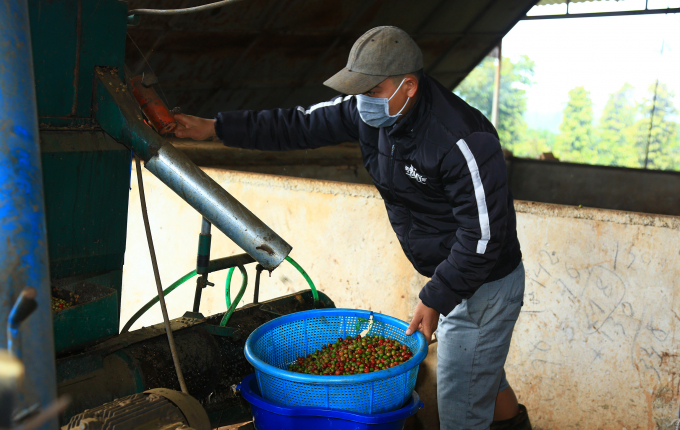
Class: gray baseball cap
324,26,423,95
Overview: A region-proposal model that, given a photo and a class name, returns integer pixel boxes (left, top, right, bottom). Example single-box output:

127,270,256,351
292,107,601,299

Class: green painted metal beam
29,0,127,123
29,0,132,344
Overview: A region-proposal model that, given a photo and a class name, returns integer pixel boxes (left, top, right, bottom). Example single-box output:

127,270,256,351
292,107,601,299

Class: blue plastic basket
239,373,424,430
244,309,428,414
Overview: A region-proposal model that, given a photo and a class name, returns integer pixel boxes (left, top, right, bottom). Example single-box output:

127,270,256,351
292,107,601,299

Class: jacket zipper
389,143,419,271
388,144,397,200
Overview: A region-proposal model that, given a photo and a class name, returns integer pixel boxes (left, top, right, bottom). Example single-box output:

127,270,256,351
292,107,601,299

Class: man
174,26,530,430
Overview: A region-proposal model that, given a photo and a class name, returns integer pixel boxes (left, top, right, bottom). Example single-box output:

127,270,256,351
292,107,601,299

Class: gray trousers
435,262,525,430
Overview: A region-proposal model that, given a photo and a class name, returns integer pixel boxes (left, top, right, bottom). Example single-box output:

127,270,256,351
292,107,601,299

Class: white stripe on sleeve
297,95,353,115
455,138,490,254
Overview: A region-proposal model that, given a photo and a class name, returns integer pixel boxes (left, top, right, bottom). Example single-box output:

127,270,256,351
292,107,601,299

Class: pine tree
554,86,596,164
595,83,639,168
634,82,679,170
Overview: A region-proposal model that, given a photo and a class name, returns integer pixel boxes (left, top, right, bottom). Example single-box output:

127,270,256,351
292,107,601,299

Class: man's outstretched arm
174,114,216,140
174,95,364,151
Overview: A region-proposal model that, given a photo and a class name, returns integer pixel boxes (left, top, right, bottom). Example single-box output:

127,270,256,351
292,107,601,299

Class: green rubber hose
121,269,197,333
123,255,320,332
285,256,319,307
225,266,236,308
219,265,248,327
221,256,319,327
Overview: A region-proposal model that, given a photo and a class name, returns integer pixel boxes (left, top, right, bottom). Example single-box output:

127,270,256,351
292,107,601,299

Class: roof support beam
424,0,504,77
523,7,680,19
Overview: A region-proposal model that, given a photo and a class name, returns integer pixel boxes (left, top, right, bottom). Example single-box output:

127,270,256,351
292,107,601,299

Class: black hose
128,0,244,16
135,156,189,394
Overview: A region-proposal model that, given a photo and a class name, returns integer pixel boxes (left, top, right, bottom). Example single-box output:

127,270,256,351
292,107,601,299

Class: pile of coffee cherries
287,335,413,375
51,297,71,313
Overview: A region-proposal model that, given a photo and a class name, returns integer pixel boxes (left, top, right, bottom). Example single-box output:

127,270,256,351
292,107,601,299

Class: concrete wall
510,202,680,430
122,167,680,430
174,141,680,216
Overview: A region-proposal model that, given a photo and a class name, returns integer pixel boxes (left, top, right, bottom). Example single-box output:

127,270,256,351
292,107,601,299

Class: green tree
554,86,596,163
522,128,557,157
595,83,639,168
634,82,679,170
455,55,535,155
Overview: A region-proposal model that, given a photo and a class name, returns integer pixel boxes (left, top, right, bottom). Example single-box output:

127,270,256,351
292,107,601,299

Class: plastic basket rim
243,308,428,385
238,373,424,423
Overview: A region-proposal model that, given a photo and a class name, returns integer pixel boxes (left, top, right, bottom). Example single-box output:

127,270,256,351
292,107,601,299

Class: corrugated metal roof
125,0,538,115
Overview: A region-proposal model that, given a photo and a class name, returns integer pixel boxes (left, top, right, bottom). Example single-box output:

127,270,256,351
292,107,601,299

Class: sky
501,0,680,133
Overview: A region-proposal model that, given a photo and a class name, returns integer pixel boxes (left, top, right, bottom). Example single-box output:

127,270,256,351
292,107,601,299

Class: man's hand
405,300,439,343
174,114,217,141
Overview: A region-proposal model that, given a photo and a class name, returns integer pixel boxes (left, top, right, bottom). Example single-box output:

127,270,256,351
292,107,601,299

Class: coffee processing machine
0,1,334,429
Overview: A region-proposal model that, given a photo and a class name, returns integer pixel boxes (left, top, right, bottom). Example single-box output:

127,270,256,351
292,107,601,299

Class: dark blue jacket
215,74,522,316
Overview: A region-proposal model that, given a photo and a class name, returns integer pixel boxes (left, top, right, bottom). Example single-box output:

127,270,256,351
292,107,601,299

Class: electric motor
62,388,210,430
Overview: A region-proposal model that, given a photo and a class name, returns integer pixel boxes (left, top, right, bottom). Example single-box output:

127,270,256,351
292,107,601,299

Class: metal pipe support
144,146,292,269
253,264,264,305
196,218,212,275
207,254,256,273
193,218,212,312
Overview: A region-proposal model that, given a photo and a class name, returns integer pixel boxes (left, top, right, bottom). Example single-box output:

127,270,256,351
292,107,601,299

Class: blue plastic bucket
239,374,424,430
244,309,428,414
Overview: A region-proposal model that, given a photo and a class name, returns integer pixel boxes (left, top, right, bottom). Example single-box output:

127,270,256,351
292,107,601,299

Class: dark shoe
489,404,532,430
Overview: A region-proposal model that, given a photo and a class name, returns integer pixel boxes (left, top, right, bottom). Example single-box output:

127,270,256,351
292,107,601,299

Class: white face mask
355,78,410,128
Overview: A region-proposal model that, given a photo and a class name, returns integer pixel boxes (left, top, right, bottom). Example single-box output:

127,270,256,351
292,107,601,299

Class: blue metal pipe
0,1,58,429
